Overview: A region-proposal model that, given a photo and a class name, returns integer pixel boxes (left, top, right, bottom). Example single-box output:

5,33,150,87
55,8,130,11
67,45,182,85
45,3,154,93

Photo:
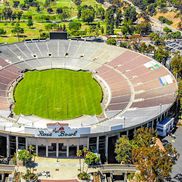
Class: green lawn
0,0,107,44
13,69,103,120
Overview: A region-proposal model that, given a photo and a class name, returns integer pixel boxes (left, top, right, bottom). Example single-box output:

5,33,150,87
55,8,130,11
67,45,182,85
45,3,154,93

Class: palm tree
28,145,36,162
76,149,82,172
82,147,88,172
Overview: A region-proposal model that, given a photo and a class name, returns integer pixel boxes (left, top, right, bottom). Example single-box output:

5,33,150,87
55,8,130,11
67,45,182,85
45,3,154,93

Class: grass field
13,69,103,120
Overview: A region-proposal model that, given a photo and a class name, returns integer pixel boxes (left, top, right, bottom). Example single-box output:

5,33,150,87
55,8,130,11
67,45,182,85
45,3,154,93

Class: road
165,126,182,178
123,0,182,33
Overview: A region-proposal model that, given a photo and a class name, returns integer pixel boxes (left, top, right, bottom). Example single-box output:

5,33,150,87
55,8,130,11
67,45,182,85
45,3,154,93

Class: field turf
13,69,103,120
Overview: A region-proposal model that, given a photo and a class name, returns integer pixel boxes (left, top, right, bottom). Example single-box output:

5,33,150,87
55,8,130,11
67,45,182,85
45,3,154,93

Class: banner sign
25,122,91,138
36,122,79,137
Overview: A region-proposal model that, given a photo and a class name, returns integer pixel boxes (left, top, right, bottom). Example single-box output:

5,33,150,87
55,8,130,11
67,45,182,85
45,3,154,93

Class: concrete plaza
18,157,94,180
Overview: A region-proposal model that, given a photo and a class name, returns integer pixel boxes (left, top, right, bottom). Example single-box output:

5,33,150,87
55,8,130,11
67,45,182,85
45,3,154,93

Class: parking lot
166,39,182,54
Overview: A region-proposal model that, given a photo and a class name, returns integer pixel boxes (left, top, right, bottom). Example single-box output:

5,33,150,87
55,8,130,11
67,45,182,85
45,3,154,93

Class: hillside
153,11,181,29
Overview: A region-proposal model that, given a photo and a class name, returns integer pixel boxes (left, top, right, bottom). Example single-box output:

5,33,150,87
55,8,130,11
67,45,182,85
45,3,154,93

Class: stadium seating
0,40,177,131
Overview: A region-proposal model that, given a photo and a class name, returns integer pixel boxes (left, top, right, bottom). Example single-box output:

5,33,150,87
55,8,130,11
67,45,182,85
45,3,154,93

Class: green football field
13,69,103,120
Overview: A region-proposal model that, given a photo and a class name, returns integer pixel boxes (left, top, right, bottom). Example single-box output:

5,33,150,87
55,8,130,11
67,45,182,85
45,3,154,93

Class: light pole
159,103,162,121
123,116,126,129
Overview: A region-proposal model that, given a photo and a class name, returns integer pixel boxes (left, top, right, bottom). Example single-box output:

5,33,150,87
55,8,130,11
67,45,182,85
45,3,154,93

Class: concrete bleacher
96,64,131,117
0,40,178,134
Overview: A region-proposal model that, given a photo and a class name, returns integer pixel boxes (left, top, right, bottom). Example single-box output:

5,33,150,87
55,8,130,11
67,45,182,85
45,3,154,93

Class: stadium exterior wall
0,103,175,162
0,40,178,162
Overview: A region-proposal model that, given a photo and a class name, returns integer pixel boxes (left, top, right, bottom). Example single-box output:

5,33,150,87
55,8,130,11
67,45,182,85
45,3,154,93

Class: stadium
0,38,178,163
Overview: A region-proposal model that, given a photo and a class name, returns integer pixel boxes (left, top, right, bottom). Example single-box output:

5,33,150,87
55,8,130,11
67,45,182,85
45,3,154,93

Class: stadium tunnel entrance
0,136,7,157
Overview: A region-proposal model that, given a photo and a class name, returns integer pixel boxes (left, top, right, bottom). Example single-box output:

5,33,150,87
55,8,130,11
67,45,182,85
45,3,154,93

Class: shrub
0,28,6,36
158,16,172,25
78,172,90,180
163,27,172,33
22,169,38,181
84,151,100,166
106,38,116,45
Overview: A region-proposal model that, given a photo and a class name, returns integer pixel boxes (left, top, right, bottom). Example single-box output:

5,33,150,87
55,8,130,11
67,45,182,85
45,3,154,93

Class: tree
28,145,36,161
69,21,81,31
115,136,133,164
115,10,122,28
101,26,104,34
0,28,6,36
96,7,105,20
16,11,23,21
163,27,172,33
136,22,152,35
84,151,100,166
96,0,104,3
40,32,49,39
12,12,17,21
115,128,178,181
177,21,182,30
137,43,155,54
147,44,155,53
156,0,167,9
27,17,33,28
77,6,82,19
170,53,182,78
124,6,137,23
149,32,164,45
36,5,41,12
105,6,115,35
61,7,71,21
44,0,50,7
170,31,182,39
22,169,38,181
47,7,53,13
77,149,82,172
62,24,66,31
73,0,82,6
13,0,20,8
82,147,88,172
159,16,172,25
121,25,128,36
18,149,32,165
131,0,150,10
133,128,157,147
147,3,156,16
139,42,148,53
78,172,90,180
24,0,38,7
11,23,24,40
121,20,135,36
120,41,129,48
76,147,91,181
56,7,63,14
154,46,169,65
106,38,116,45
132,146,173,182
2,7,13,20
81,6,95,23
